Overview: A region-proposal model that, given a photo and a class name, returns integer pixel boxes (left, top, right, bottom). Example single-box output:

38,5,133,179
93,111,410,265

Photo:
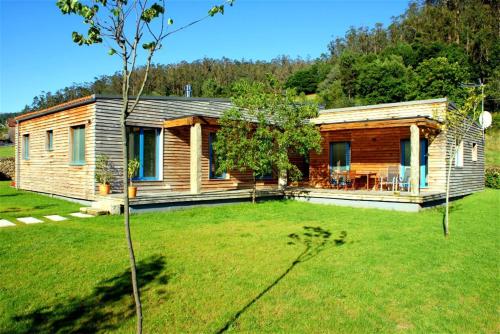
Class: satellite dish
479,111,492,129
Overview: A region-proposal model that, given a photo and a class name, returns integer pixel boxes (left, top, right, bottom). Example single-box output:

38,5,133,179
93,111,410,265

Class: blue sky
0,0,409,113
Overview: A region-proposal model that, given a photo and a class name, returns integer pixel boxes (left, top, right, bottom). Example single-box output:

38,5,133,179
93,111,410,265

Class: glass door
129,127,160,180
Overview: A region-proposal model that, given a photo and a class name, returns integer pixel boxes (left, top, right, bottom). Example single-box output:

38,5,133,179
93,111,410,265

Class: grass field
0,181,498,333
485,113,500,167
0,145,14,158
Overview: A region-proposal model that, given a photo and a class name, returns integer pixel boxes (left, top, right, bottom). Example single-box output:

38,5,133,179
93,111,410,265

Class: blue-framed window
400,139,428,188
329,142,351,178
209,132,226,179
129,127,161,180
46,130,53,151
70,125,85,165
22,134,29,160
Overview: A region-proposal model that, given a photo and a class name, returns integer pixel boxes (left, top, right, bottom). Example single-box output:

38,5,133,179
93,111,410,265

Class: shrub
0,157,14,180
485,167,500,189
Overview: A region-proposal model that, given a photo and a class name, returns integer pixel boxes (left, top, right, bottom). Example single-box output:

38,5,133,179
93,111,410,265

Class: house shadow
216,226,347,333
9,255,168,334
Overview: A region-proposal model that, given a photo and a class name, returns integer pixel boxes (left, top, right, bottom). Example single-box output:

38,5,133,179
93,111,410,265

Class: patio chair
398,167,412,192
339,170,356,190
331,171,342,189
380,166,399,191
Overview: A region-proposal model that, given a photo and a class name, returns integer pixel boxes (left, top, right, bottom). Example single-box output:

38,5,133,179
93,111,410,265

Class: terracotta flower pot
99,183,111,195
128,186,138,198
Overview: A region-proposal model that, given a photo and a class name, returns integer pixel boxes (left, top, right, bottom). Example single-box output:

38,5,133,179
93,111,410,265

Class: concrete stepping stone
69,212,93,218
0,219,16,227
17,217,44,224
44,215,67,222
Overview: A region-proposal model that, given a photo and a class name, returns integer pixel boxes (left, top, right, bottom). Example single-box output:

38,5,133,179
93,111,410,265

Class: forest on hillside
18,0,499,115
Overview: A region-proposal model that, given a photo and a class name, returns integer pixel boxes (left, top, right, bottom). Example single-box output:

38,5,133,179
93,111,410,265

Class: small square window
472,143,478,162
22,134,29,160
46,130,53,151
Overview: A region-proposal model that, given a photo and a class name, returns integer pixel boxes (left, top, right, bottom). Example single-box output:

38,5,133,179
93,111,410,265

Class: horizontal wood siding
314,101,447,124
16,103,96,200
445,122,485,197
164,127,190,191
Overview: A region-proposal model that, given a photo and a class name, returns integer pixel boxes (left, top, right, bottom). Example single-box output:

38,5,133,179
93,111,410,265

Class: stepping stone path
69,212,93,218
0,219,16,227
17,217,44,224
44,215,67,222
0,209,97,228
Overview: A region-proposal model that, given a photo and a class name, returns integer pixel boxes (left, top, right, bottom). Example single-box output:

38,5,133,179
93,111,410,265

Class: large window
22,134,29,160
129,127,160,180
71,125,85,164
46,130,53,151
330,142,351,174
209,132,226,179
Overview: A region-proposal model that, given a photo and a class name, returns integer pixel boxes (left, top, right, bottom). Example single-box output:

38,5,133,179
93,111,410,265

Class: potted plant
95,154,114,195
128,158,141,198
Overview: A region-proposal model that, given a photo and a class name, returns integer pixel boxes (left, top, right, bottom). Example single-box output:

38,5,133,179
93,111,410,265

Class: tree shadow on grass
216,226,347,333
9,255,168,334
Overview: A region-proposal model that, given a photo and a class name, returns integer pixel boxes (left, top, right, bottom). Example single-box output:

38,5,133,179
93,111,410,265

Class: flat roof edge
15,95,97,122
319,98,449,114
94,94,231,103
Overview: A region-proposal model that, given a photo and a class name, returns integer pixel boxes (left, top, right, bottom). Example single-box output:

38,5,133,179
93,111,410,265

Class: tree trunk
444,141,456,237
252,173,257,204
121,113,143,333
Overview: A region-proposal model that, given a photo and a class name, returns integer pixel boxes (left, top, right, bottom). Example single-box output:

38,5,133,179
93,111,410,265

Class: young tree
442,91,483,236
55,1,232,332
213,78,322,203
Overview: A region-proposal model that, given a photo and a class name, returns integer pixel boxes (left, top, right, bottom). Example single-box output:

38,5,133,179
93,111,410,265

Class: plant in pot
95,154,114,195
128,158,141,198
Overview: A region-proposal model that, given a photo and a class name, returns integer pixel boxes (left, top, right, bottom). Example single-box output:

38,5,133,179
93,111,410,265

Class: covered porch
298,116,446,210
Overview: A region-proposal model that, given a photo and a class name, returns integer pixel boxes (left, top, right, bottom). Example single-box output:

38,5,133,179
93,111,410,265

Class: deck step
80,207,109,216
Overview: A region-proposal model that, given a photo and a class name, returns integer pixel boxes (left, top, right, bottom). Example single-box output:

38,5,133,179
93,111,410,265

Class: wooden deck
96,187,283,206
285,187,445,204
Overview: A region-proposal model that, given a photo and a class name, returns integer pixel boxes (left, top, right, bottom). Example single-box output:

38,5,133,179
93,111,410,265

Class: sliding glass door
129,127,161,180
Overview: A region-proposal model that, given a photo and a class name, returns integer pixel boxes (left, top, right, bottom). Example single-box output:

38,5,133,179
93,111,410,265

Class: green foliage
407,57,468,104
485,167,500,189
285,62,331,94
355,55,409,104
95,154,114,185
214,77,321,186
201,78,225,97
128,158,140,184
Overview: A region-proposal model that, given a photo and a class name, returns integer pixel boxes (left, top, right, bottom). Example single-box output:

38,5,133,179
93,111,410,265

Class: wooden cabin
14,96,484,212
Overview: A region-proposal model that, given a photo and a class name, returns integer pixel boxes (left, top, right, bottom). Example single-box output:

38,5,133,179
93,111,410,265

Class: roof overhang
163,115,219,128
318,117,441,132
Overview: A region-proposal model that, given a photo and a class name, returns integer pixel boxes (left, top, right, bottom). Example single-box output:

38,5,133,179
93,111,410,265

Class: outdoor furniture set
331,166,412,192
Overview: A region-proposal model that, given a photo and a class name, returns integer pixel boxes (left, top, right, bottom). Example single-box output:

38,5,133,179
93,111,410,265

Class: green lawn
0,181,499,333
0,145,14,158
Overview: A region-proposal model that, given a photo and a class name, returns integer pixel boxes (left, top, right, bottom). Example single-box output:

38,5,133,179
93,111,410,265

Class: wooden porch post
410,124,420,196
190,123,202,194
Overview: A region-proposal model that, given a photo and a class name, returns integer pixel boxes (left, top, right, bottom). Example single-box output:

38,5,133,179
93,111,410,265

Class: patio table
355,171,378,190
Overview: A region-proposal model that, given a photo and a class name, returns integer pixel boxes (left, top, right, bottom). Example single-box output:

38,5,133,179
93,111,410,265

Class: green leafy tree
407,57,468,104
355,55,409,104
214,78,322,202
55,0,232,332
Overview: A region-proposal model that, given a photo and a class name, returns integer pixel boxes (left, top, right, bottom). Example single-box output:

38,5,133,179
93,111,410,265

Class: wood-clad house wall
94,98,277,194
16,103,97,200
309,122,484,197
445,122,485,197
